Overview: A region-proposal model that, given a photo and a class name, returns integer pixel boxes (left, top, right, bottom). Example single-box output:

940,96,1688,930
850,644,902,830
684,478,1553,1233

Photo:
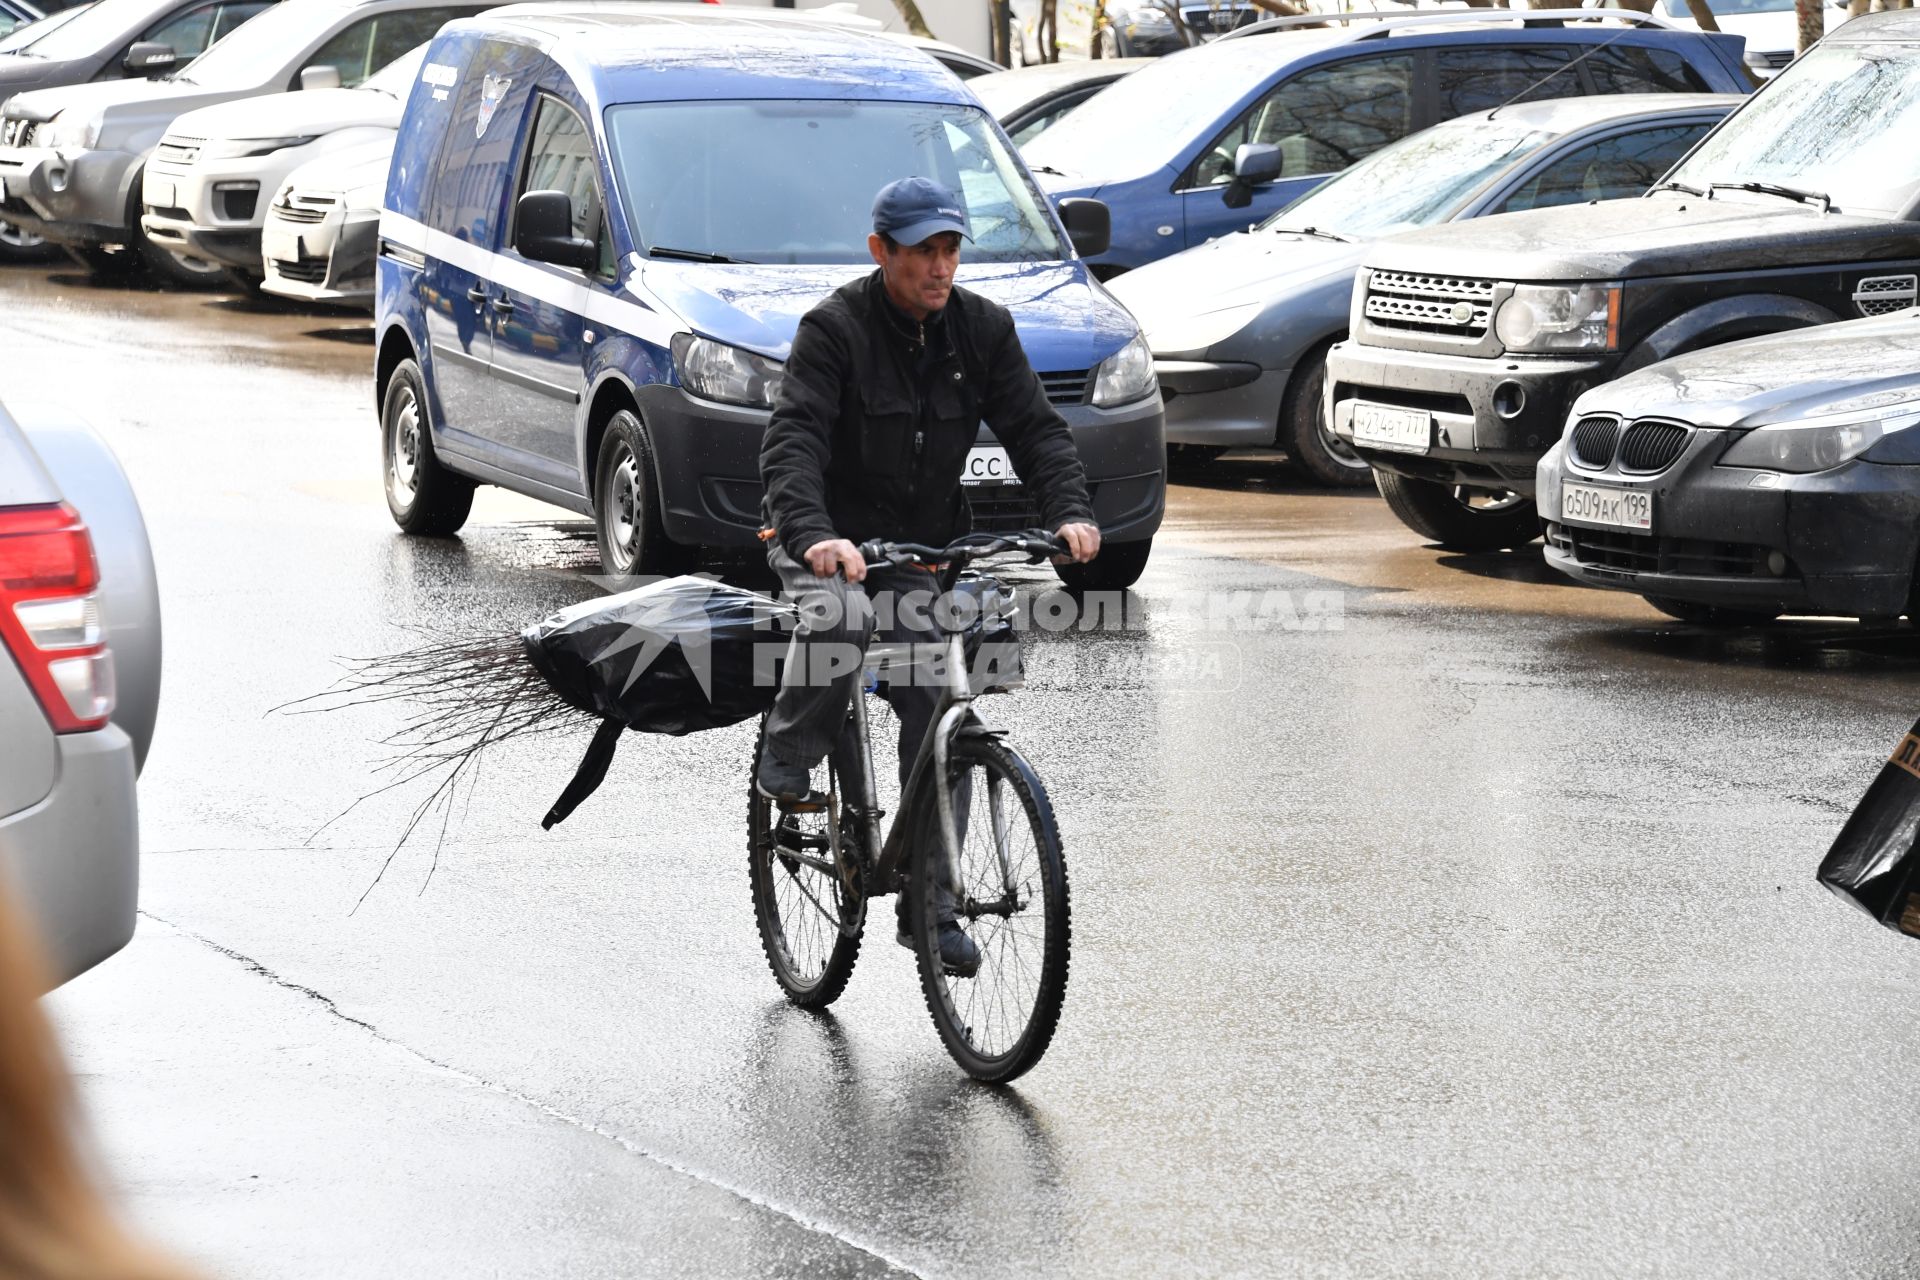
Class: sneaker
755,752,811,803
893,898,980,977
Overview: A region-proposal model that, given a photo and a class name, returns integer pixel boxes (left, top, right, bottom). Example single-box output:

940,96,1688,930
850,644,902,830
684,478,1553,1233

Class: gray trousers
763,542,946,788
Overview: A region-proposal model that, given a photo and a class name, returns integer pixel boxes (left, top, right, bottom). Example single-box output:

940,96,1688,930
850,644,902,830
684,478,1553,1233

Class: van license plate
1562,481,1652,531
1350,401,1430,453
963,445,1017,486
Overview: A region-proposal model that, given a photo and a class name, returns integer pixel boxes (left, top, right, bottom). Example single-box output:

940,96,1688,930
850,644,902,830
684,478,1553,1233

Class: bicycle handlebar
856,529,1066,569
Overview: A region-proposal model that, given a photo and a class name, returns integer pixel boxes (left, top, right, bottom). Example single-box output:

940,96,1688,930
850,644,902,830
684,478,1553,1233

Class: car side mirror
515,189,598,271
1058,196,1110,259
123,42,176,75
1223,142,1282,209
300,64,342,90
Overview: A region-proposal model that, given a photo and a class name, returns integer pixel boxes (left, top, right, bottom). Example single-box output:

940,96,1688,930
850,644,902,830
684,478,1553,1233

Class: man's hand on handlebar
1055,522,1101,564
805,538,868,582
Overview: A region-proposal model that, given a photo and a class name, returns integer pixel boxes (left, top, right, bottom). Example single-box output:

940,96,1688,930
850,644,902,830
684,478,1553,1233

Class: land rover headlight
672,333,785,409
1092,333,1156,407
1493,283,1620,354
41,111,101,151
203,134,319,160
1720,405,1920,473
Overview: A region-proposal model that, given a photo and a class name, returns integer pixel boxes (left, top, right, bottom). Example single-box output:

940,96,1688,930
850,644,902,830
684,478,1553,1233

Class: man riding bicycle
757,177,1103,968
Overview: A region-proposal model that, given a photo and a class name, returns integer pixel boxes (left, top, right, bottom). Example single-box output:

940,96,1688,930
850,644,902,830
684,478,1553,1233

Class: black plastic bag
1817,718,1920,935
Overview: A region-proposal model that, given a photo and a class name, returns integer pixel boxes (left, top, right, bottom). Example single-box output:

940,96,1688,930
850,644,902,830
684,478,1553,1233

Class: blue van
372,5,1165,590
1021,10,1751,276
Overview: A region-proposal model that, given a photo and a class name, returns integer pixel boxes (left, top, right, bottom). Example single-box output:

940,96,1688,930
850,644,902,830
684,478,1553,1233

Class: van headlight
1720,406,1920,473
41,111,102,151
1493,284,1620,354
671,334,785,409
1091,333,1156,407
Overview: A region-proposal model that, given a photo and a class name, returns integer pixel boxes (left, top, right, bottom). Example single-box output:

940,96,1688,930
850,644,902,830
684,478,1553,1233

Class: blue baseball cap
872,177,971,246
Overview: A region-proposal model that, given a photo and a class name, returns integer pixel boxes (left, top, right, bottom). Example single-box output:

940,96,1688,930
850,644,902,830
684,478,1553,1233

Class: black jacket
760,271,1095,563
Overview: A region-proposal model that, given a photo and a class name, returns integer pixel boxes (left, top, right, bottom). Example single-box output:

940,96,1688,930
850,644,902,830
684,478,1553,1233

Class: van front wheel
382,358,474,535
594,410,690,578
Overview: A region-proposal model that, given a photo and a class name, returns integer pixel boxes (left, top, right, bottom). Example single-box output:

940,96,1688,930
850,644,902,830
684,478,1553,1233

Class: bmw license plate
963,444,1017,486
1562,481,1652,531
1350,401,1430,454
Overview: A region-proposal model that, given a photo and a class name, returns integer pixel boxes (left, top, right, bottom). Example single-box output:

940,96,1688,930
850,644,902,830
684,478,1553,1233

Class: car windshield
361,39,425,96
1661,0,1792,14
174,0,344,87
1262,118,1552,238
1668,41,1920,216
1021,51,1261,177
14,0,155,59
604,99,1063,264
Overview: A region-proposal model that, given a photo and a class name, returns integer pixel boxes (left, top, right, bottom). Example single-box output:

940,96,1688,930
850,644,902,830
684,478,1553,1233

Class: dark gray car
1537,308,1920,624
0,0,278,258
1110,92,1738,485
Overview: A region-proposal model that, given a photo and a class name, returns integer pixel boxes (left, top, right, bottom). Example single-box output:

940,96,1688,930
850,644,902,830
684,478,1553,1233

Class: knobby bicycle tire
910,735,1070,1083
747,718,865,1007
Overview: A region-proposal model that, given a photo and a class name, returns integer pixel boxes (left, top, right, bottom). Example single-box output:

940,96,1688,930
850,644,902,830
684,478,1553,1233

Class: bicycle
746,529,1072,1083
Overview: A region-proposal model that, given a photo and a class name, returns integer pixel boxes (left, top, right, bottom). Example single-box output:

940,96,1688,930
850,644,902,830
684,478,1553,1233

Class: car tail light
0,503,114,732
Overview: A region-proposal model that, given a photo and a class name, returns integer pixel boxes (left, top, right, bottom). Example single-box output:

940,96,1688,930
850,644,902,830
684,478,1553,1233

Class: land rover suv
1325,9,1920,551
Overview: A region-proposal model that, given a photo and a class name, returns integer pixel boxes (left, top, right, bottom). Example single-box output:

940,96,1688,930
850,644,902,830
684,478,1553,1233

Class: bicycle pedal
776,790,829,813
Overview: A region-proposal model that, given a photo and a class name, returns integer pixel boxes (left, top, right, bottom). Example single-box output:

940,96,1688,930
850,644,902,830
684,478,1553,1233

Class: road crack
138,910,922,1278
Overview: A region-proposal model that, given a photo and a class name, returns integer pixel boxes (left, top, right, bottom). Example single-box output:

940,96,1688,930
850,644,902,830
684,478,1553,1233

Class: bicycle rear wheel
909,735,1070,1083
748,719,865,1007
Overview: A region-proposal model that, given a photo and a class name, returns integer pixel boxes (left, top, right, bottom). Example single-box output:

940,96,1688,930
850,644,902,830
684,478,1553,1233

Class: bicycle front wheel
910,735,1070,1083
748,719,865,1007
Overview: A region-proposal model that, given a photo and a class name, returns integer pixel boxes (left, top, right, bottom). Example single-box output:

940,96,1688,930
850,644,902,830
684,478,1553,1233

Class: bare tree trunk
988,0,1010,64
888,0,934,38
1847,0,1869,17
1038,0,1056,62
1681,0,1722,29
1525,0,1583,8
1796,0,1824,51
1247,0,1312,13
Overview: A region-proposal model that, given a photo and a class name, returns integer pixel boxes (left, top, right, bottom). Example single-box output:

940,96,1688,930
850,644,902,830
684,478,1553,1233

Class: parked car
889,31,1002,78
1536,309,1920,624
1020,8,1750,276
0,0,47,39
1011,0,1259,64
0,0,282,263
260,129,386,306
375,4,1164,589
1326,8,1920,551
967,57,1148,146
139,38,420,289
0,0,492,284
1110,92,1737,485
0,399,161,987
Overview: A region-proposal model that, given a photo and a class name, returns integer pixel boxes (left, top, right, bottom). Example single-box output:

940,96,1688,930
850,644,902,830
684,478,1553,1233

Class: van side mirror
300,64,342,91
515,189,598,271
1058,197,1110,259
123,42,176,75
1223,142,1282,209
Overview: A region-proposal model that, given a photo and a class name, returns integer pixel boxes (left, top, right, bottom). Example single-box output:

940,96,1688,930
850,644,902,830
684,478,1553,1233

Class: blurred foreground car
140,39,419,289
1110,92,1735,484
1538,309,1920,625
260,130,385,306
967,57,1148,146
1020,8,1750,275
0,400,160,987
0,0,490,284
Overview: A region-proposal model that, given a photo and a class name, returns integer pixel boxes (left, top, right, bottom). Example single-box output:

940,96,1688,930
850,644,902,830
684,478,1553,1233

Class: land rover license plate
1562,481,1652,531
1350,401,1430,453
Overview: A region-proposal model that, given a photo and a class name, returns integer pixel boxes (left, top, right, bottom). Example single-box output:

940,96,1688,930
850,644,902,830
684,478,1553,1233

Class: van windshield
604,98,1064,264
1667,41,1920,216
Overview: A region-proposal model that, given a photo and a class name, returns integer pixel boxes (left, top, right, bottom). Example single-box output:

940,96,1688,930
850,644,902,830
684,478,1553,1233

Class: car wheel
1281,346,1371,489
1053,536,1150,591
594,409,691,578
1642,595,1783,627
382,357,475,536
0,219,60,264
1373,471,1540,551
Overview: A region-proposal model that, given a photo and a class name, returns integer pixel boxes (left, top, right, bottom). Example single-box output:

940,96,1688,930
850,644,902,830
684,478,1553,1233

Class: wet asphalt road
12,262,1920,1279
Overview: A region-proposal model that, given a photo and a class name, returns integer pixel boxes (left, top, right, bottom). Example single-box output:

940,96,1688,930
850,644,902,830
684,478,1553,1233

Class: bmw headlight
672,333,785,409
1091,333,1156,408
1719,405,1920,474
41,111,101,151
203,135,319,160
1493,283,1620,354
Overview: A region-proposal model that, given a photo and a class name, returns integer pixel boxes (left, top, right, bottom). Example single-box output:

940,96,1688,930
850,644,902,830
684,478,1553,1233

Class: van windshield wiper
1271,224,1351,242
1709,181,1831,213
648,246,753,264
